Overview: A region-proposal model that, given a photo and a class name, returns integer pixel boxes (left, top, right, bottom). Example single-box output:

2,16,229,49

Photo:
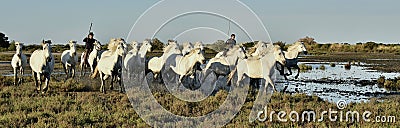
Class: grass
0,75,399,127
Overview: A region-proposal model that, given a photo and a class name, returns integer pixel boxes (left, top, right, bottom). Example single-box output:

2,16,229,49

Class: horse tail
226,66,237,84
91,66,99,79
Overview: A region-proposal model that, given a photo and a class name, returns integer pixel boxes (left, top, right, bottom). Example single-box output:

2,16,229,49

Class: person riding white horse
11,42,27,86
228,45,286,92
147,40,181,79
279,42,308,80
80,40,101,76
61,40,78,79
30,40,55,94
203,45,247,78
91,38,126,93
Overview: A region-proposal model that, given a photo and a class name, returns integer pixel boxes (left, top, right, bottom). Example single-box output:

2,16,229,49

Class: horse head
130,41,139,51
194,41,204,51
229,45,247,59
293,42,308,55
181,42,193,55
94,40,101,51
42,40,52,62
15,42,23,56
273,45,286,65
188,48,205,64
69,40,77,57
164,42,181,55
141,39,152,52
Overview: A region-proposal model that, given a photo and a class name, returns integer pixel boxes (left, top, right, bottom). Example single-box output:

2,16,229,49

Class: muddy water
275,62,400,103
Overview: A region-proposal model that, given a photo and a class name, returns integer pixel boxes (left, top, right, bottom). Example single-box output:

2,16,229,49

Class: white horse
228,45,286,92
80,40,101,76
147,40,181,79
30,40,55,93
204,45,247,74
181,42,193,56
280,42,308,79
61,41,78,79
91,38,126,93
170,48,205,83
137,40,152,60
123,41,139,69
11,42,27,86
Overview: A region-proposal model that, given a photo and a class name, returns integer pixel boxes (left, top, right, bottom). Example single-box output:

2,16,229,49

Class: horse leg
43,73,50,94
265,76,277,92
295,65,300,79
80,63,85,77
236,71,243,87
99,73,105,93
72,66,76,79
32,71,39,92
63,64,68,79
110,75,115,91
119,74,124,93
19,67,24,85
285,66,293,76
13,68,17,86
37,73,42,93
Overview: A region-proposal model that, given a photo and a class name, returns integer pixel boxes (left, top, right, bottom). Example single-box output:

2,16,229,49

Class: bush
377,76,385,85
299,64,312,71
319,65,326,70
329,63,336,67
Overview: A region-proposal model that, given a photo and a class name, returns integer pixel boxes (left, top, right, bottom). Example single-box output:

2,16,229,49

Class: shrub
319,65,326,70
299,64,312,71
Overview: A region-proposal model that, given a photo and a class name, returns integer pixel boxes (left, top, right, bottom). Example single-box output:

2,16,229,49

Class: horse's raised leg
72,66,76,79
236,71,243,87
37,72,42,92
285,66,293,76
100,73,106,94
265,76,277,92
294,65,300,79
32,71,39,92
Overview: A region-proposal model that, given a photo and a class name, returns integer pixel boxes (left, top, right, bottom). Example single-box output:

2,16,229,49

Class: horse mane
107,38,124,52
248,41,264,55
163,43,176,53
182,42,192,47
287,42,302,51
185,48,201,57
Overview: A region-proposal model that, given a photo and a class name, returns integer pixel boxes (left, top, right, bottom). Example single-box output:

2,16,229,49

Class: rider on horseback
82,32,97,66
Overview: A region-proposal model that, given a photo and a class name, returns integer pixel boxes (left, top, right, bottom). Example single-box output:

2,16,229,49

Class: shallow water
275,62,400,103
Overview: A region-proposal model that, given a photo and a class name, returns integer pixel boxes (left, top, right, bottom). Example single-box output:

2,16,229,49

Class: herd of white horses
10,39,307,94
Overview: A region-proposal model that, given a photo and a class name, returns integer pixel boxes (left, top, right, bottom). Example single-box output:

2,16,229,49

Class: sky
0,0,399,45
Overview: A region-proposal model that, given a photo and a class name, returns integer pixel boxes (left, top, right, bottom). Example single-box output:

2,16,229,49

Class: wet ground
275,62,399,103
